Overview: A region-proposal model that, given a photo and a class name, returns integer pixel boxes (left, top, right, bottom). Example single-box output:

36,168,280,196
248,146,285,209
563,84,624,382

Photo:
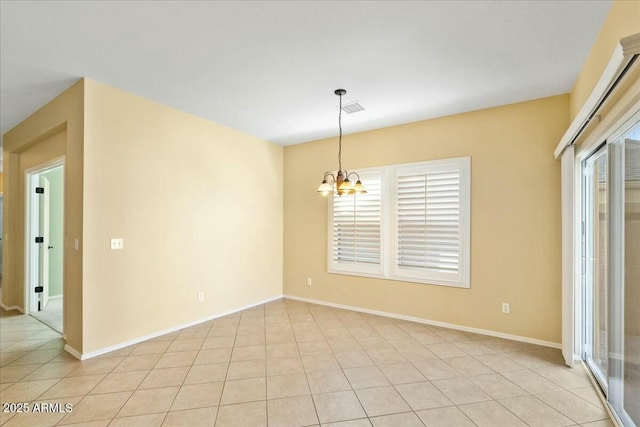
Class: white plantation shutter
392,159,470,286
327,157,470,287
329,173,384,276
396,171,460,270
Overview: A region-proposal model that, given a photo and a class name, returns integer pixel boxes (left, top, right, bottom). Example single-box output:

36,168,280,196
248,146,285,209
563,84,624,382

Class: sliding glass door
619,127,640,425
582,120,640,427
584,146,609,389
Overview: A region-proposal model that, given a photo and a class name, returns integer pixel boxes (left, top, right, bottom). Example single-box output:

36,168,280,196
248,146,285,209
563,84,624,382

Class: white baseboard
64,343,83,360
48,295,63,301
283,294,561,349
77,295,283,360
0,301,25,313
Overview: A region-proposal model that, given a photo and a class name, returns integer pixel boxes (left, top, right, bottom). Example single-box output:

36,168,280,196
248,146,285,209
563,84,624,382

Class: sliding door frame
576,109,640,427
581,144,609,391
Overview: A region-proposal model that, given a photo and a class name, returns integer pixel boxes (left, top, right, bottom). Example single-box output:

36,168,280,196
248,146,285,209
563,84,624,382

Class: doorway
26,160,64,333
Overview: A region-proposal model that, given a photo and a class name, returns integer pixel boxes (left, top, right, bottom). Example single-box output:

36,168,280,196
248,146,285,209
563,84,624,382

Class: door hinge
35,237,44,243
34,286,43,293
35,187,44,194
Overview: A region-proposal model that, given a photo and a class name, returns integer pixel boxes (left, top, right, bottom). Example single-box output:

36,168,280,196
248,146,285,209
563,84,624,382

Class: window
329,171,384,276
328,157,471,288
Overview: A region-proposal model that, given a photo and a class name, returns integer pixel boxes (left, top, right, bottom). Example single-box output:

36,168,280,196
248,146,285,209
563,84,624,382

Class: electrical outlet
110,238,124,250
198,292,204,302
502,303,510,314
306,278,312,286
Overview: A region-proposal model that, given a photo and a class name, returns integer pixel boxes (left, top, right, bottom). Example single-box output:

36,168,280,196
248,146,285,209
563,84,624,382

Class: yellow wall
283,95,567,344
2,81,84,352
82,80,283,354
570,0,640,119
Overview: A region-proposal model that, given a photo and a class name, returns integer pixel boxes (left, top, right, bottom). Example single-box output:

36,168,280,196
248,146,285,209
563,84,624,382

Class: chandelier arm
346,171,360,181
323,171,336,183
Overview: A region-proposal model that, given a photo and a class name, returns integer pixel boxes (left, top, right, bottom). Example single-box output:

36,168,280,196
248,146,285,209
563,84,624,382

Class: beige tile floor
0,299,614,427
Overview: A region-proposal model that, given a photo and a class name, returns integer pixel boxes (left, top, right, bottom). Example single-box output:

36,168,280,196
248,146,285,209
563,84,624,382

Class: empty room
1,1,639,426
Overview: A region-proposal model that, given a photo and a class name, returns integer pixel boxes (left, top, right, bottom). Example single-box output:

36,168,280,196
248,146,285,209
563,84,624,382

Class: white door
41,176,51,310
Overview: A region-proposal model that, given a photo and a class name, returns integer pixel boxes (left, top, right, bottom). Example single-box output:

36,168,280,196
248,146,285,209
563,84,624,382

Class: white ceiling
1,1,612,146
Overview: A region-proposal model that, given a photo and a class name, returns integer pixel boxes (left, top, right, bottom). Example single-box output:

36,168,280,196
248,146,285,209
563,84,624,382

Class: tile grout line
289,302,320,426
263,304,269,427
48,337,138,425
358,307,427,425
159,319,216,425
106,325,198,424
107,336,173,423
314,303,374,425
20,325,88,426
212,312,240,427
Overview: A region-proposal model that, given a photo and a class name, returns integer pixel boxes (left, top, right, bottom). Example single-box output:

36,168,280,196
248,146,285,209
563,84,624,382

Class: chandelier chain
317,88,366,196
338,92,343,172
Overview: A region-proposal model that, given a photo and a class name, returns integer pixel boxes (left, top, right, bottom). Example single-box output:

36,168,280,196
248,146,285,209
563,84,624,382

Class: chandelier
317,89,367,197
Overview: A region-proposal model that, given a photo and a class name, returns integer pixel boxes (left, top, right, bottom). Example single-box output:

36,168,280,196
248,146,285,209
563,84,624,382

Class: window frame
327,157,471,288
390,157,471,288
327,168,387,279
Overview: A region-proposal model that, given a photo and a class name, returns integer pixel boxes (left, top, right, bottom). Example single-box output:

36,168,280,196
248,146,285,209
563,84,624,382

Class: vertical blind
396,170,461,274
331,176,382,265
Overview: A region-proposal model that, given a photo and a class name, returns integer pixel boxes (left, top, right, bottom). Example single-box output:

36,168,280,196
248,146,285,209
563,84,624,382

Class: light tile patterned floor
0,299,614,426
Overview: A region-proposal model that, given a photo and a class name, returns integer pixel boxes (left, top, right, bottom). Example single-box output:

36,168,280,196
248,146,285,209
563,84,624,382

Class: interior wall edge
1,79,85,352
